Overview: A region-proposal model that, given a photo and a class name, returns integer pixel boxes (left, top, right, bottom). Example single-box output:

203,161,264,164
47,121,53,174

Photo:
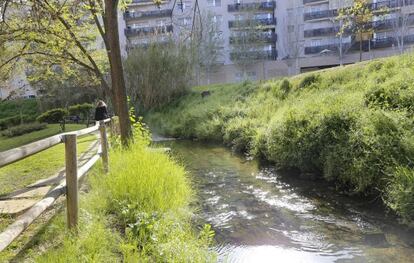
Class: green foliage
298,73,321,89
0,114,36,130
280,78,291,95
1,122,47,137
0,99,39,120
84,129,215,261
147,54,414,223
124,41,193,111
36,108,68,124
386,166,414,223
68,103,94,119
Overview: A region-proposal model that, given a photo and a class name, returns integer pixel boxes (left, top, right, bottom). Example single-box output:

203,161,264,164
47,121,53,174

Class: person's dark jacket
95,106,108,121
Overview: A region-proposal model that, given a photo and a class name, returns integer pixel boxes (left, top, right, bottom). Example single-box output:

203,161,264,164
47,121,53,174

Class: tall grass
33,126,215,262
147,54,414,224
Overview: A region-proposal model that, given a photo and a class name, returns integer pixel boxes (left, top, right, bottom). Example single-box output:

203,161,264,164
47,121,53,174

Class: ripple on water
216,244,358,263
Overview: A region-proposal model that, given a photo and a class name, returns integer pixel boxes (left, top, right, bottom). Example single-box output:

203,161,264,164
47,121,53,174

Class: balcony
124,9,172,21
228,18,276,28
368,0,414,10
229,32,277,44
304,27,338,38
125,24,173,37
305,44,338,55
130,0,154,4
304,9,337,21
303,0,328,4
230,49,277,61
228,1,276,12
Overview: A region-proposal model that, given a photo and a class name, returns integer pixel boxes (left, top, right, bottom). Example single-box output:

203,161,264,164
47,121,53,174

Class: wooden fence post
64,134,78,229
99,121,109,173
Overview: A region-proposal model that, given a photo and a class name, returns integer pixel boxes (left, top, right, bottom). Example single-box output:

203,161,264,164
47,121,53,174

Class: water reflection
158,140,414,263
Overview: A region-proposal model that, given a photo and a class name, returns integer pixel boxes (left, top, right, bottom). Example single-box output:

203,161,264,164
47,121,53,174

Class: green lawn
0,124,86,152
0,135,96,196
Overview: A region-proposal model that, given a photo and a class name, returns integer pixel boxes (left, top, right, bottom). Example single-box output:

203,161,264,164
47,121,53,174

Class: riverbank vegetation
0,125,215,262
147,54,414,224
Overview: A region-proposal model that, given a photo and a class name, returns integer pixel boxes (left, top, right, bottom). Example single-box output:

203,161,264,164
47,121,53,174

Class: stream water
158,140,414,263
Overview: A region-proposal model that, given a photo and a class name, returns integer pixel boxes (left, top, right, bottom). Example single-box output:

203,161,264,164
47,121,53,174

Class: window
178,17,191,26
288,25,295,33
255,13,272,20
212,15,223,24
207,0,221,7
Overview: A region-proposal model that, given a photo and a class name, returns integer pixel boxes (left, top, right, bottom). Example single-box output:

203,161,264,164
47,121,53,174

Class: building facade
120,0,414,84
0,71,36,100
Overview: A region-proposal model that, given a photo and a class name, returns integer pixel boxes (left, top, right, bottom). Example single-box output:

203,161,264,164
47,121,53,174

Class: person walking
94,100,108,121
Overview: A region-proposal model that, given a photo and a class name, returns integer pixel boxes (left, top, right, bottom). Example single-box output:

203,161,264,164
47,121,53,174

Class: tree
124,40,193,111
391,2,410,54
0,0,132,145
192,11,224,85
338,0,374,62
332,0,354,66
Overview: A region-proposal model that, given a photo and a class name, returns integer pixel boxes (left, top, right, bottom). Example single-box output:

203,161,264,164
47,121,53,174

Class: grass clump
147,53,414,223
31,124,215,262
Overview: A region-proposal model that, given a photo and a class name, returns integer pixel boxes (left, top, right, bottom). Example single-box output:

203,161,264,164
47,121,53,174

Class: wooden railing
0,118,114,252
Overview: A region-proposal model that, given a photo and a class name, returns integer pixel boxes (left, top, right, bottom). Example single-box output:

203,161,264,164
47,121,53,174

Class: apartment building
121,0,288,83
120,0,414,83
295,0,414,72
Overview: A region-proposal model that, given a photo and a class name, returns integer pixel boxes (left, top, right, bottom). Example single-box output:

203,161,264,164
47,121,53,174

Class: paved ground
0,135,99,216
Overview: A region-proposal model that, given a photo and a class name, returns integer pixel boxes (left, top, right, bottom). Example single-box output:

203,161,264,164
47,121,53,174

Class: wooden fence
0,118,114,252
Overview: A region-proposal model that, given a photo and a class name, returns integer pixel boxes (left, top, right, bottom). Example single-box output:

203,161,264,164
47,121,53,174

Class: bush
36,108,68,123
298,73,320,89
124,40,193,111
1,122,47,137
0,114,36,130
68,103,94,119
280,78,291,95
0,99,39,119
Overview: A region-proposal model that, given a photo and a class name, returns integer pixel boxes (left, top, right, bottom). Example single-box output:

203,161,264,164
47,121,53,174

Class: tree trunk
104,0,132,146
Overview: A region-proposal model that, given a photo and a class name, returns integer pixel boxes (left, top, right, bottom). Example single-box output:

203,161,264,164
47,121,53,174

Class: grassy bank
147,54,414,224
0,129,215,262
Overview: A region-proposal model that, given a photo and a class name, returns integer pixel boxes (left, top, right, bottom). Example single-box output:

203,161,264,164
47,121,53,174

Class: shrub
298,74,320,89
280,78,291,95
68,103,94,119
0,99,39,120
124,40,193,111
36,108,68,123
0,114,36,130
1,122,47,137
